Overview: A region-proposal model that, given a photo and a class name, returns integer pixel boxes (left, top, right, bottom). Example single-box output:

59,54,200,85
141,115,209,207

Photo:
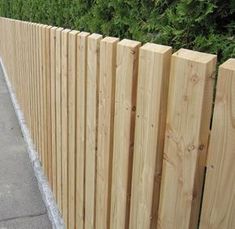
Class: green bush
0,0,235,63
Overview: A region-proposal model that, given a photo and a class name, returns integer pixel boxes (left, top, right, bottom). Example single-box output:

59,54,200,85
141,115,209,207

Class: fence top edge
118,38,141,48
220,58,235,71
141,42,172,54
173,48,217,64
78,32,90,37
101,36,120,44
69,30,80,35
89,33,103,40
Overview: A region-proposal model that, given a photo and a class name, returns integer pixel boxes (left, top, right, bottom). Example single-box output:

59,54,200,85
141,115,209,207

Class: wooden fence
0,17,234,229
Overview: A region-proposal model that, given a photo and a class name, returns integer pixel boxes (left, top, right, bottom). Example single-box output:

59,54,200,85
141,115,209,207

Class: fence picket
55,27,63,212
110,39,141,229
199,59,235,229
96,37,119,229
158,49,216,229
85,33,102,229
76,31,90,228
68,30,79,229
129,43,172,229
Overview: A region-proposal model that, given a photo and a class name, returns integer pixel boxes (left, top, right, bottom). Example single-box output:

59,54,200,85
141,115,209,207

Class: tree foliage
0,0,235,63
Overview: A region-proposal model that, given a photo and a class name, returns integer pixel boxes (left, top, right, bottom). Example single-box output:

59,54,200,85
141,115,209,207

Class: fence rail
0,17,234,229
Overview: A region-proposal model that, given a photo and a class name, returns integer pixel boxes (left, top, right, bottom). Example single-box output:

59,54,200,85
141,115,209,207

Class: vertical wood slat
110,39,141,229
76,31,90,228
85,33,102,229
45,26,52,186
96,37,119,229
61,28,71,227
199,59,235,229
68,30,79,229
39,24,45,162
50,27,57,196
158,49,216,229
129,43,172,229
55,27,63,212
35,24,41,153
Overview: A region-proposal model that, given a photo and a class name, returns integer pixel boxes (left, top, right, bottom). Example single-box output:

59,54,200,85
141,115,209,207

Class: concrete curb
0,58,65,229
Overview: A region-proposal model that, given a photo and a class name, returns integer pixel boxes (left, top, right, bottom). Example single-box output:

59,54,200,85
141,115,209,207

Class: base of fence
0,57,65,229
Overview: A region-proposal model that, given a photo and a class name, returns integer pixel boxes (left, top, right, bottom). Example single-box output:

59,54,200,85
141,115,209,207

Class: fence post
199,59,235,229
110,39,141,229
68,29,79,229
158,49,216,229
55,27,63,213
129,43,172,229
50,26,57,198
75,31,90,228
96,36,119,229
85,33,102,229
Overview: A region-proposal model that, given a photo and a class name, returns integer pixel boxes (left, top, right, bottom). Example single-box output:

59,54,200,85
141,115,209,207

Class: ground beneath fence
0,65,52,229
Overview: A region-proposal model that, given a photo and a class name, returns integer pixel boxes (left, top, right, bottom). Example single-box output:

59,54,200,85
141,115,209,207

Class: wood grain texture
68,30,79,229
55,27,63,212
45,25,52,185
158,49,216,229
129,43,172,229
50,26,57,197
76,31,90,228
85,33,102,229
110,39,141,229
96,37,119,229
61,28,71,226
199,59,235,229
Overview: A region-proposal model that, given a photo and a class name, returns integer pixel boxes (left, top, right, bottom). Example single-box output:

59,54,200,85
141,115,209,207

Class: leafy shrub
0,0,235,64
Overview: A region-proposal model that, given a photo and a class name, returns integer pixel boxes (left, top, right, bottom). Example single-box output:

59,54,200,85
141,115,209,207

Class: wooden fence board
76,31,90,228
110,39,141,229
85,33,102,229
68,30,79,229
96,36,119,229
199,59,235,229
45,26,52,186
129,43,172,229
61,28,71,226
158,49,216,229
55,27,63,212
50,26,57,196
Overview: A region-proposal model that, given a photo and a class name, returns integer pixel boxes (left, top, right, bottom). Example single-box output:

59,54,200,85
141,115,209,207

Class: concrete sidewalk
0,66,52,229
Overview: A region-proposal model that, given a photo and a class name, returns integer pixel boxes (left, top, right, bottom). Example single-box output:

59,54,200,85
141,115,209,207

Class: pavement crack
0,211,47,223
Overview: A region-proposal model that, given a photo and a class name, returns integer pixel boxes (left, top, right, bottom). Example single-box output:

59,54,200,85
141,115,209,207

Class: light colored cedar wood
96,37,119,229
158,48,216,229
110,39,141,229
85,33,102,229
129,43,172,229
43,25,49,176
27,23,31,129
30,23,35,143
55,27,63,212
34,23,38,152
61,28,71,227
43,25,49,178
76,31,90,228
50,27,57,197
38,24,44,162
41,25,48,173
45,25,52,186
35,24,40,152
36,23,40,152
199,59,235,229
67,30,79,229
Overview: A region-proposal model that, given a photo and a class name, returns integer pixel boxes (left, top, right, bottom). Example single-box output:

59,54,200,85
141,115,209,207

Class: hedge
0,0,235,64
